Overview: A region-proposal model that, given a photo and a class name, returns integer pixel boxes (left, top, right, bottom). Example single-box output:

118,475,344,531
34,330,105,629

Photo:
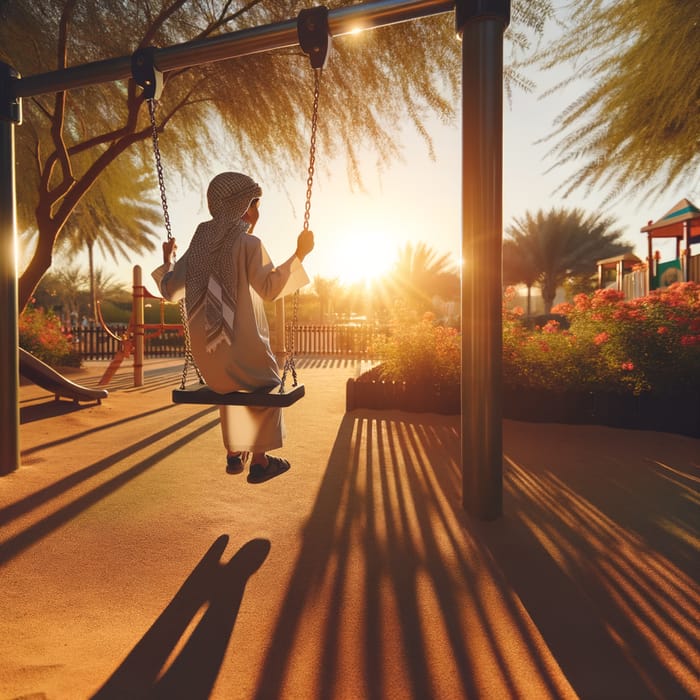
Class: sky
38,10,696,295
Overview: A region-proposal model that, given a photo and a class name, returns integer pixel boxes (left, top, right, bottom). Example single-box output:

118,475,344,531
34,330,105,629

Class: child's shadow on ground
93,535,270,700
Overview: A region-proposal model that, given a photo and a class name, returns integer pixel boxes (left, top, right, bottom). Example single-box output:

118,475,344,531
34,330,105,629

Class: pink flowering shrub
504,282,700,396
372,312,460,384
19,304,80,367
370,283,699,398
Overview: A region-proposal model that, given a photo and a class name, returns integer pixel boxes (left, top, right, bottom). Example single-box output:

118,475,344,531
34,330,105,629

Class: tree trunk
526,284,532,317
541,281,556,314
18,214,59,313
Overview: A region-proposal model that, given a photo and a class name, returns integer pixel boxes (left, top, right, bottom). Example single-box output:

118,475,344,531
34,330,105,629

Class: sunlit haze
331,226,398,286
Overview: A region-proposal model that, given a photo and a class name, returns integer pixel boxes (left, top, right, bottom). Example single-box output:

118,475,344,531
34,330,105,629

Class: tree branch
43,0,80,207
140,0,190,48
219,0,266,28
41,76,145,180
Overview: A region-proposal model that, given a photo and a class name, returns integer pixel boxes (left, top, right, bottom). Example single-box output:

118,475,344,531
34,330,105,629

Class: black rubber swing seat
172,383,305,407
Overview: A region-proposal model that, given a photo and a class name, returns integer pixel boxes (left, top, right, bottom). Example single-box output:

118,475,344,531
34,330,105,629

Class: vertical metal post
133,266,144,387
456,0,510,519
0,63,21,475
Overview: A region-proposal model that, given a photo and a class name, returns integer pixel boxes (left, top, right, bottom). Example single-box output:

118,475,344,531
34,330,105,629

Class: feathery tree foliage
1,0,554,312
534,0,700,203
503,208,632,314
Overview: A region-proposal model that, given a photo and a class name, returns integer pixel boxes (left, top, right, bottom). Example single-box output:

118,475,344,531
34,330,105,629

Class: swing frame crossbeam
9,0,454,100
0,0,509,520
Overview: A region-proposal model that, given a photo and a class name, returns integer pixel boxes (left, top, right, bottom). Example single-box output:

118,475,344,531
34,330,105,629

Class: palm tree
93,268,130,303
386,242,459,317
33,266,87,323
504,208,632,313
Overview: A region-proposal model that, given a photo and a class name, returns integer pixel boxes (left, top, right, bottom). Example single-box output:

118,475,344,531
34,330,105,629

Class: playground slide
19,348,108,404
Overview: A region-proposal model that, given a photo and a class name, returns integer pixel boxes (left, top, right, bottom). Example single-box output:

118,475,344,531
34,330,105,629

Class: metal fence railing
66,325,131,360
65,323,385,361
289,324,385,356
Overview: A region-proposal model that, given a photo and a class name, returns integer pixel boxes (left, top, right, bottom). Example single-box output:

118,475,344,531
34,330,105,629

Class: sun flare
332,228,396,287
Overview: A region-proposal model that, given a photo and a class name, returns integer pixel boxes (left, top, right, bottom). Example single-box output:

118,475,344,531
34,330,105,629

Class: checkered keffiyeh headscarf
185,172,262,353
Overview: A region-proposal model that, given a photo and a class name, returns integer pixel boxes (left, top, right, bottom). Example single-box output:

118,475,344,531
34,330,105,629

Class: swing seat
172,383,305,407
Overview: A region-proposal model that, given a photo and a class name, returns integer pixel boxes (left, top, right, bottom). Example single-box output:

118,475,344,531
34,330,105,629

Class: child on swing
152,172,314,482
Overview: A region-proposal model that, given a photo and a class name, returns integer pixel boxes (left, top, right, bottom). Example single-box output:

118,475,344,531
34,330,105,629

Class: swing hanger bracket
131,46,163,100
297,6,332,70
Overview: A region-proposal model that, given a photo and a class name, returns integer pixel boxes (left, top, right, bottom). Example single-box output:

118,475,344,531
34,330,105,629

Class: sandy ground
1,357,698,700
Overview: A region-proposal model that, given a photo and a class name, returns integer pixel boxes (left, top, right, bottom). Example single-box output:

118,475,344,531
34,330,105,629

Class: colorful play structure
597,198,700,297
96,266,184,388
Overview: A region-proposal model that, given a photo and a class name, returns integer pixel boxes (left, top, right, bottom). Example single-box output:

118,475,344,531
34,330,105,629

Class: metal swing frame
1,0,510,520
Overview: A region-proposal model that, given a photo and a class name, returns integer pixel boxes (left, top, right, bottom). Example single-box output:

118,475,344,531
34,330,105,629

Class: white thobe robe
152,234,308,453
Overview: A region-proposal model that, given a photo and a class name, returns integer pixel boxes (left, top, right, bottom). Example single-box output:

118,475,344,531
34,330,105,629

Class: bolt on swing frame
0,0,509,520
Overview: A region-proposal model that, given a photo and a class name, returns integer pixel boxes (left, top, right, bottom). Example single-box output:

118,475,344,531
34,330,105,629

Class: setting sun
331,228,397,287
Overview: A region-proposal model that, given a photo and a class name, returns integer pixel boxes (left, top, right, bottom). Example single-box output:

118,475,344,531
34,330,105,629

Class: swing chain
178,297,204,390
281,291,300,390
303,68,321,233
146,97,204,390
281,67,322,392
148,99,173,242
